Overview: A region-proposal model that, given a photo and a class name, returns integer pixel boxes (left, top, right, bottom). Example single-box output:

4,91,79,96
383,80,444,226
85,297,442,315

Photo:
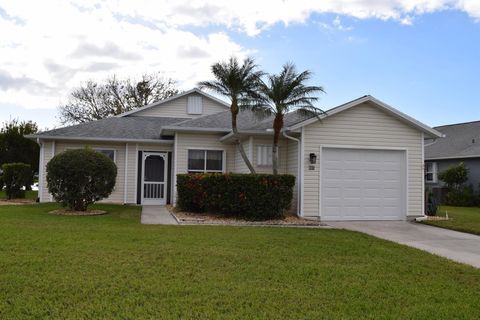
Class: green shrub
444,185,477,207
2,163,32,199
439,162,469,191
46,148,117,211
0,174,3,191
176,173,295,220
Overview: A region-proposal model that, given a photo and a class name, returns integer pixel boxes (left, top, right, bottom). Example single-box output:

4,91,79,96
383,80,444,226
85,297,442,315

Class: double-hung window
257,145,273,166
188,149,224,173
425,162,438,183
96,149,116,162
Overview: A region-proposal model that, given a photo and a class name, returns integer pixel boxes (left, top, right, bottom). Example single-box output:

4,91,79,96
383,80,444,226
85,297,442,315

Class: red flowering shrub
176,173,295,220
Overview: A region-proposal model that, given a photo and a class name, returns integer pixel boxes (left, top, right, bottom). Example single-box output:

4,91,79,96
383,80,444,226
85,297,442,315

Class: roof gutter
26,135,174,144
425,155,480,161
219,130,276,142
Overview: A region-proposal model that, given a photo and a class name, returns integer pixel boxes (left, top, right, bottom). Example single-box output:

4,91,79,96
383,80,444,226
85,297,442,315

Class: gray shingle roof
35,116,188,140
425,121,480,159
169,109,313,131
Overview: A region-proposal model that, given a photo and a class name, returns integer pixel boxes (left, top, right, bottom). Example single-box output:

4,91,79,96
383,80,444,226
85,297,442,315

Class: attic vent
187,95,203,115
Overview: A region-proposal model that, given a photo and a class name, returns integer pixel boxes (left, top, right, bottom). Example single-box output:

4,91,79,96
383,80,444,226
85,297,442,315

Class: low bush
2,163,32,199
443,185,478,207
176,173,295,220
46,148,117,211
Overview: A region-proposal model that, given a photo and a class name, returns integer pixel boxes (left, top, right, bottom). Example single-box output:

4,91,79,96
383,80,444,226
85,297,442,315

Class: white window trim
256,144,276,167
187,148,225,173
186,95,203,115
425,162,438,183
65,147,116,163
94,148,117,163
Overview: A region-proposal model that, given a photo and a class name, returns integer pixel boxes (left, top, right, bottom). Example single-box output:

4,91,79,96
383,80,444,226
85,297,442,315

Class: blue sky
0,1,479,129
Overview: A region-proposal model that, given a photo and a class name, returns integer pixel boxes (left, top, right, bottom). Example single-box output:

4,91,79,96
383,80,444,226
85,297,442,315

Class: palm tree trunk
231,101,256,174
272,114,284,175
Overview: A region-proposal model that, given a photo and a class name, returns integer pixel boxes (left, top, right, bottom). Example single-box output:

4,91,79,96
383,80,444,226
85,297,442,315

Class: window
95,149,116,162
187,95,203,114
257,145,273,166
65,147,115,162
425,162,437,183
188,150,223,172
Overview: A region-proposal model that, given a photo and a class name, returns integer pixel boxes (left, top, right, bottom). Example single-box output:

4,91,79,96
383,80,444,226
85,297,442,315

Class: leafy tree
438,162,469,191
257,63,325,174
0,120,39,186
46,149,117,211
59,73,179,124
199,57,264,173
2,163,32,199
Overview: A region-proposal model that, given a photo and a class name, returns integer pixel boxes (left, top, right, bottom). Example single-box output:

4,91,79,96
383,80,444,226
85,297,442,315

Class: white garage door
321,148,406,221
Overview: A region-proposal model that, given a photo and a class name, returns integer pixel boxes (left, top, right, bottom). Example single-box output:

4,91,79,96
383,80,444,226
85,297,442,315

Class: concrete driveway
328,221,480,268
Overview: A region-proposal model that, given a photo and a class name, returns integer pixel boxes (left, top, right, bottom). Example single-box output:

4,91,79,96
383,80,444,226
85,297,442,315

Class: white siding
39,140,175,205
234,140,251,173
187,95,203,114
132,94,227,118
175,133,236,175
39,141,54,201
54,142,126,203
252,137,287,174
286,139,299,213
302,102,423,218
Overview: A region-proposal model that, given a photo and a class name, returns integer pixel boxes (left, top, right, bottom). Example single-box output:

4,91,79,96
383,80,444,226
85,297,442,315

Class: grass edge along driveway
422,206,480,236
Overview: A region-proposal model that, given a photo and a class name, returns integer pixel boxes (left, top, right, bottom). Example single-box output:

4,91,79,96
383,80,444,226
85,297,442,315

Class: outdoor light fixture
309,153,317,164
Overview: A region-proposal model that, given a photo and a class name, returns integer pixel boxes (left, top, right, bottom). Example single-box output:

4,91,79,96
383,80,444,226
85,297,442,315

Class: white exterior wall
132,94,227,118
234,140,251,173
39,141,54,201
175,133,236,174
302,102,423,218
38,141,174,204
54,142,127,203
252,136,288,174
286,139,299,213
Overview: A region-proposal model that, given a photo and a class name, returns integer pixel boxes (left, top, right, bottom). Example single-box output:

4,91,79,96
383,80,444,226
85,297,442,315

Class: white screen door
141,152,167,205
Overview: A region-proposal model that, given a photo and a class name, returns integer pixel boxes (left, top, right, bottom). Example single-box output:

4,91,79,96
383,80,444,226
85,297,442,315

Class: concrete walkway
328,221,480,268
141,206,178,225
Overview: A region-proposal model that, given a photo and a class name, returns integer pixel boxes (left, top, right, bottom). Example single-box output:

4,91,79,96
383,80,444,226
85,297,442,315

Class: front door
141,152,167,205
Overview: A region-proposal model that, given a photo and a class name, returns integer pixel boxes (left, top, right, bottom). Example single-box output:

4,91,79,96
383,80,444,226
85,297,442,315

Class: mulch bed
424,216,450,221
168,206,327,227
0,199,36,206
49,209,107,216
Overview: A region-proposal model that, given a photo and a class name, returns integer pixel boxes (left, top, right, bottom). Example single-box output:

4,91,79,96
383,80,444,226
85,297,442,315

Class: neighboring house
28,89,442,221
425,121,480,191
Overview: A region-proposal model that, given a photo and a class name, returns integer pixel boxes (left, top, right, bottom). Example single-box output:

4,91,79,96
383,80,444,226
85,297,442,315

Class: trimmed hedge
176,173,295,220
47,148,117,211
2,163,32,199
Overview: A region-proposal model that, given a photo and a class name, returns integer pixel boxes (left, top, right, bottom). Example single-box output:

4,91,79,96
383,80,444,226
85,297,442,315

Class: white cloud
0,0,478,123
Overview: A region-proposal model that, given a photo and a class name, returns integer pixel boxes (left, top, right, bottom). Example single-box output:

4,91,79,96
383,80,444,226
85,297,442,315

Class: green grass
423,206,480,236
1,204,479,319
0,190,38,200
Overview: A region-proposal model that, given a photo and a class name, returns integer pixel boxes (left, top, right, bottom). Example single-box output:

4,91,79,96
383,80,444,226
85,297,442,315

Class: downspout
283,131,301,216
37,138,42,203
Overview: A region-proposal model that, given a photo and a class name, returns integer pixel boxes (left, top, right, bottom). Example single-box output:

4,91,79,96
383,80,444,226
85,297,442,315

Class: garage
320,147,406,221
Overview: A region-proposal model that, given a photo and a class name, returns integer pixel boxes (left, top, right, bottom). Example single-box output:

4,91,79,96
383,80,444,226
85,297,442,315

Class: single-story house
29,89,442,221
425,120,480,191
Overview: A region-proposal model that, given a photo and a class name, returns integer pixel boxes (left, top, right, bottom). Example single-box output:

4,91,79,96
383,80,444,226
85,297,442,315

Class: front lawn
422,206,480,236
1,204,479,319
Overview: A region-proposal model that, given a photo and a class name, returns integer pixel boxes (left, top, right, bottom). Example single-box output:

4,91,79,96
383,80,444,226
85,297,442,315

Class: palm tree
198,57,263,173
258,63,325,175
